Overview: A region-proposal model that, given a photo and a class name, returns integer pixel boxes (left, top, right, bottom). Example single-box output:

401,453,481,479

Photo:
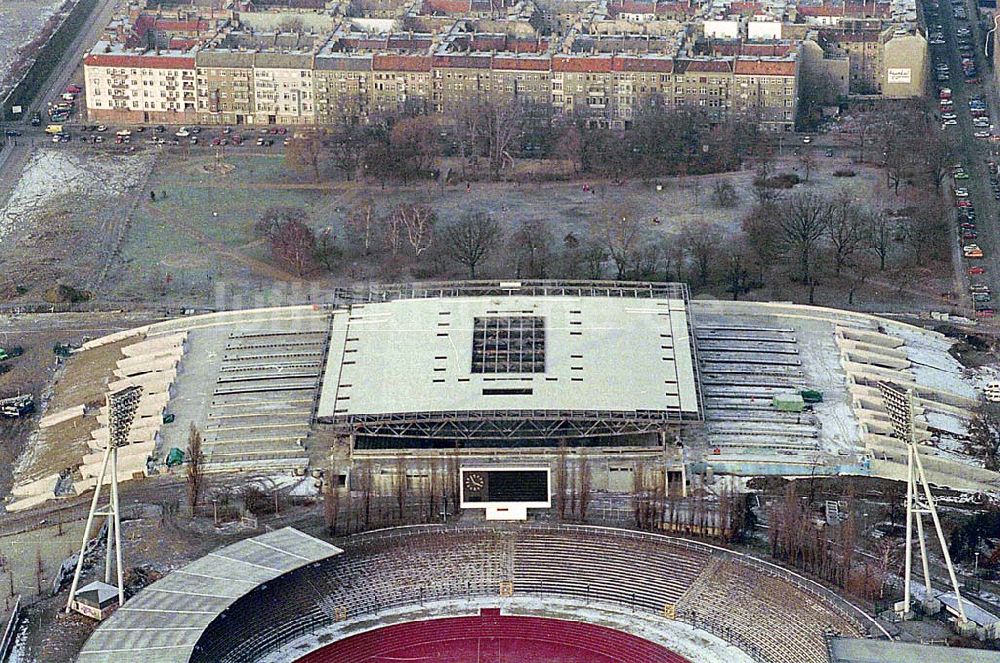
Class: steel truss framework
325,409,700,439
358,279,692,303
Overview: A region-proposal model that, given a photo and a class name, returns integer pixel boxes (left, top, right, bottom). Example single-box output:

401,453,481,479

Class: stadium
10,280,1000,661
13,279,995,512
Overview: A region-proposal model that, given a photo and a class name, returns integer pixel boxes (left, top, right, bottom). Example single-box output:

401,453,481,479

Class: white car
955,188,969,197
942,113,958,120
975,131,992,139
943,119,959,126
175,129,190,137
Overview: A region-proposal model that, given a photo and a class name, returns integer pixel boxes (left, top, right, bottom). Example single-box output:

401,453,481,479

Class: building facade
84,46,799,130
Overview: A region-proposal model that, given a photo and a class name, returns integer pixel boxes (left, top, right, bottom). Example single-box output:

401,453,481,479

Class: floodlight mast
878,382,967,623
65,386,143,614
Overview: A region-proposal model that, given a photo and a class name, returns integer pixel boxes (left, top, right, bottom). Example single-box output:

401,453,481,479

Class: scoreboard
460,467,551,510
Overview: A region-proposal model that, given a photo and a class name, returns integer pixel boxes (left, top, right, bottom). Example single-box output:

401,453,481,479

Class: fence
0,595,21,663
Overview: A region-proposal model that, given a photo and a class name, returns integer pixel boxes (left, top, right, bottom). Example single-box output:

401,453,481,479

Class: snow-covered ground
0,0,64,92
0,149,154,244
889,323,979,401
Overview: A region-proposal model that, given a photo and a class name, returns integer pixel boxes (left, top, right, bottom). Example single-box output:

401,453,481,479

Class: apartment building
83,52,197,123
801,24,926,97
84,46,799,129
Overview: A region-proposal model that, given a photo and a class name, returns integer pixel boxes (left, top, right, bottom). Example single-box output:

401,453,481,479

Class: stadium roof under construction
315,281,703,438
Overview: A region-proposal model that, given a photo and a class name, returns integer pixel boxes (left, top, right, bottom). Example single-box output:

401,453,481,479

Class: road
0,0,119,206
932,0,1000,319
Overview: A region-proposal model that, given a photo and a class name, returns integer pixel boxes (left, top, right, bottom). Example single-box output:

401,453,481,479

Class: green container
773,393,805,413
800,389,824,404
166,447,185,467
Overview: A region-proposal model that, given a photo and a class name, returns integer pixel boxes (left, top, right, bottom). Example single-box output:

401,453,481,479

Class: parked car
969,266,986,275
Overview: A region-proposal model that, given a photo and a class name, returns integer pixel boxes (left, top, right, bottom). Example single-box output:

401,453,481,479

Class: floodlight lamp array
108,385,143,449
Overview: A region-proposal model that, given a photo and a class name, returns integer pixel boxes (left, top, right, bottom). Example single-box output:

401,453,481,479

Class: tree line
285,101,765,185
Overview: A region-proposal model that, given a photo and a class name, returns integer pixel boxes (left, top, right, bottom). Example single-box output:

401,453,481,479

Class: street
933,0,1000,318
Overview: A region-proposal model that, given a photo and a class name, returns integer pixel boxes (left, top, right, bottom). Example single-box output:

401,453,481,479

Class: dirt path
142,203,304,283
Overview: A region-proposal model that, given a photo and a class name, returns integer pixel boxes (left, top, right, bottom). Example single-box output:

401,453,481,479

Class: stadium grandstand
77,524,886,663
10,280,999,514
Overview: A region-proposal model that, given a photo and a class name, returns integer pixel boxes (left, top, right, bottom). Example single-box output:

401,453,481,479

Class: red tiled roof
84,53,196,69
491,56,550,71
472,35,508,50
734,59,796,75
432,54,492,68
423,0,470,12
612,56,673,72
711,42,795,56
552,55,613,72
386,37,432,50
372,54,432,71
684,59,732,72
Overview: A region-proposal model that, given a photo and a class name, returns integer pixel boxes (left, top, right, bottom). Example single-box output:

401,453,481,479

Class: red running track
297,609,691,663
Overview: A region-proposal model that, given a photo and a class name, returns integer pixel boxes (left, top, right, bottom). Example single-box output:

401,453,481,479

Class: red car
66,84,82,94
961,222,976,229
976,309,995,318
964,231,978,240
969,266,986,275
957,200,973,207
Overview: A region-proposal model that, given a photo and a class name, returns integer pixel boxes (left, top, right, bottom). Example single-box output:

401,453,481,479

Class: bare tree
741,204,782,286
711,179,739,208
825,192,867,276
272,219,317,276
799,151,817,183
577,453,591,522
475,97,526,178
285,132,323,182
845,255,875,306
389,204,436,257
680,220,720,286
591,203,647,279
255,206,305,241
752,156,783,205
865,210,893,271
724,249,751,300
443,211,501,277
509,219,554,278
556,441,568,520
779,192,831,303
326,123,368,180
345,198,378,255
187,424,204,511
966,403,1000,471
315,227,340,271
394,455,408,521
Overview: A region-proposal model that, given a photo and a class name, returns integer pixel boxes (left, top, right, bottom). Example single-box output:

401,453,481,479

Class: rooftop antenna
878,381,968,624
66,385,143,616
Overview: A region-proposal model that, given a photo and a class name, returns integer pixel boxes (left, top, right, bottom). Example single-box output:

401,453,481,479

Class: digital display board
460,467,551,509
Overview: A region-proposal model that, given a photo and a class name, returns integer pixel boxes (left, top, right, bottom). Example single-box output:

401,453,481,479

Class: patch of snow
888,324,978,400
926,412,968,436
289,477,320,497
0,149,154,244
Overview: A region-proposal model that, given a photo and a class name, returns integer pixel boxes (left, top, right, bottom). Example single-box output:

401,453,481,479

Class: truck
0,394,33,418
0,346,23,361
